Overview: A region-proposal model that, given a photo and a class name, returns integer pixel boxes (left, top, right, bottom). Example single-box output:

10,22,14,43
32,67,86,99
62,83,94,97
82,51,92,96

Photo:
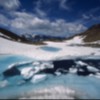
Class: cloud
89,7,100,14
41,0,71,11
0,0,20,10
82,7,100,20
79,7,100,25
0,5,87,36
59,0,70,10
35,8,47,18
0,14,10,26
34,0,47,18
34,0,71,18
82,14,100,21
82,14,90,20
9,11,86,36
0,11,87,36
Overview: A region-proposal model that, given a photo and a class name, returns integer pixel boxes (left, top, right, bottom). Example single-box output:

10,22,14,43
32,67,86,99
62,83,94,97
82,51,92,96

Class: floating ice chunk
31,74,47,83
55,71,62,76
32,61,53,71
78,68,84,72
32,61,40,66
8,61,33,69
75,60,99,73
21,67,34,79
94,73,100,79
75,61,87,67
8,63,16,69
87,65,99,72
69,68,77,74
89,74,94,77
55,68,68,76
40,62,54,70
40,64,47,70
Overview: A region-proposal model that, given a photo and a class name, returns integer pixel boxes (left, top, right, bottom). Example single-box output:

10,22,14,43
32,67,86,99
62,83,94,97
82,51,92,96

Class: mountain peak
79,24,100,42
67,24,100,46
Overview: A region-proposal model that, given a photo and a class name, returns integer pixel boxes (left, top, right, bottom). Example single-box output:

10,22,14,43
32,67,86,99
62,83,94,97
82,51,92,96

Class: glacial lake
40,46,61,52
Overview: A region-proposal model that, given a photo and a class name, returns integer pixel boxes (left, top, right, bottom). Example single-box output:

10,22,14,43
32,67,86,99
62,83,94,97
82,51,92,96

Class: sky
0,0,100,37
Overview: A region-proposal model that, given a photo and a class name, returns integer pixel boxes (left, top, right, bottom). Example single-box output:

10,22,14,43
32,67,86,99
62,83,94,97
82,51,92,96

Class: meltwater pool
40,46,61,52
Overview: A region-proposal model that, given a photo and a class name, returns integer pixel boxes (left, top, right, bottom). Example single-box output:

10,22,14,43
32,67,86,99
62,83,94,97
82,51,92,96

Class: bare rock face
66,24,100,47
81,24,100,42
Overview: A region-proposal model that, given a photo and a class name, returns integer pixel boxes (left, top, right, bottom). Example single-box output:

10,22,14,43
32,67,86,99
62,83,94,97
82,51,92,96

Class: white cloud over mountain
10,11,86,36
0,0,87,36
0,11,87,36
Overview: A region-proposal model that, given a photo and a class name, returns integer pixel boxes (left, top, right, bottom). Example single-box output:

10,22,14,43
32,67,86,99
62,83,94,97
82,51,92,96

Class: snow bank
0,37,100,60
66,36,85,45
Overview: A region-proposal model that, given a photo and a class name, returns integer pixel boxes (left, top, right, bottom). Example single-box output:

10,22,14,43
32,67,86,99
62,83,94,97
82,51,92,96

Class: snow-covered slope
0,36,100,60
66,24,100,45
66,36,85,45
66,35,100,46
